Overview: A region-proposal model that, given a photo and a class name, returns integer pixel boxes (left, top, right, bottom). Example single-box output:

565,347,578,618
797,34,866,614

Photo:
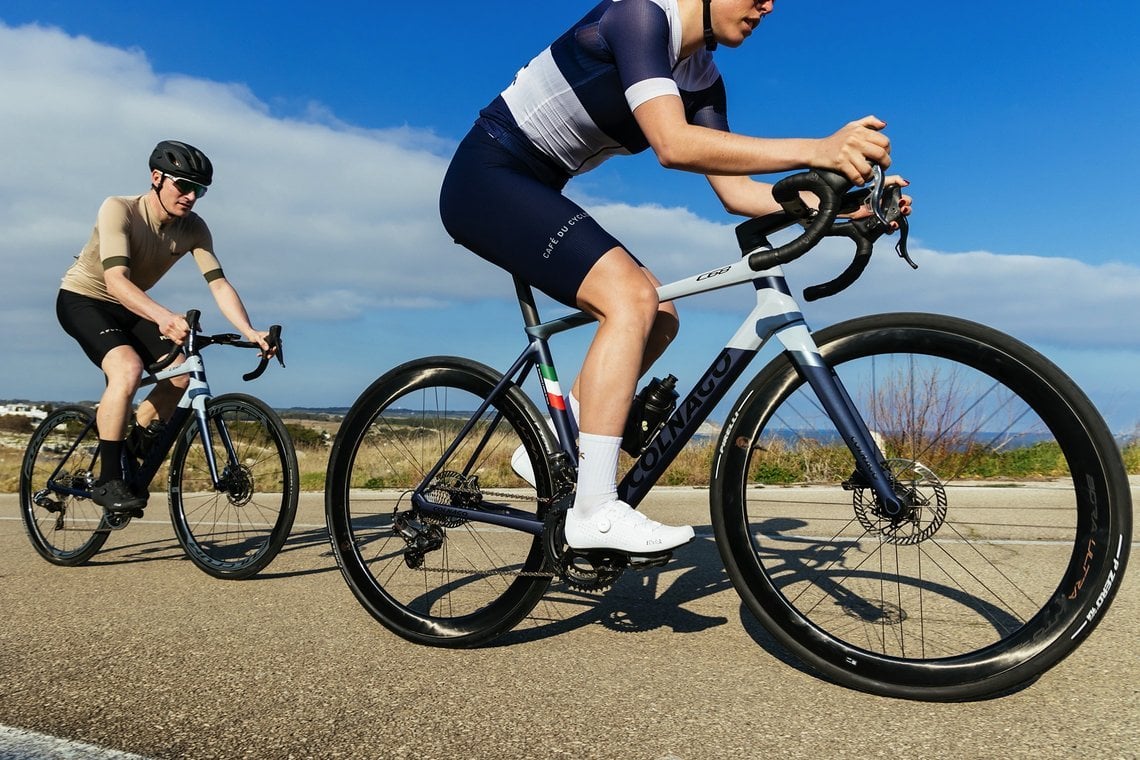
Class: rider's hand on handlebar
246,330,277,359
846,175,913,225
813,115,892,185
159,312,191,345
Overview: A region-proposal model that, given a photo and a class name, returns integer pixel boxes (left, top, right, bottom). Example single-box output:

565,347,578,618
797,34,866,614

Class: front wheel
19,406,109,565
712,313,1131,700
325,356,557,647
168,393,299,580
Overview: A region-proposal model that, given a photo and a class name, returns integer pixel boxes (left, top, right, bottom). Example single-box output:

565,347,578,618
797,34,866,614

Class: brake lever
869,166,917,270
894,212,917,269
869,165,892,228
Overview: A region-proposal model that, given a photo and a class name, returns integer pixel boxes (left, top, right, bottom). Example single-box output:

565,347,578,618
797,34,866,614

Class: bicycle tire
168,393,299,580
19,406,110,565
711,312,1131,700
325,356,558,647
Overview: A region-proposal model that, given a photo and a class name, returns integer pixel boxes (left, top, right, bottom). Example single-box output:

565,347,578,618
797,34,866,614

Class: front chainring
543,500,626,592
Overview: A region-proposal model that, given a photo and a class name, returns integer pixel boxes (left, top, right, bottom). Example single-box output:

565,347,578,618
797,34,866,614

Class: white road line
0,724,151,760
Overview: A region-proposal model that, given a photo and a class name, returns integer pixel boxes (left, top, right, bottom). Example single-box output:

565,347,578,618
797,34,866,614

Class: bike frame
409,236,906,535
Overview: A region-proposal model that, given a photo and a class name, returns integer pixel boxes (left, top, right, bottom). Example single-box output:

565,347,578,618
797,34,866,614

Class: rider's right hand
159,312,191,345
813,115,893,185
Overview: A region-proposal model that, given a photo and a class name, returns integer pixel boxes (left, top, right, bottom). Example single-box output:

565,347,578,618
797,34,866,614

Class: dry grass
3,418,1138,494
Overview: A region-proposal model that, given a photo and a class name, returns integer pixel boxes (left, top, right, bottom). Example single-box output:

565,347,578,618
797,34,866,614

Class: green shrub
283,423,329,449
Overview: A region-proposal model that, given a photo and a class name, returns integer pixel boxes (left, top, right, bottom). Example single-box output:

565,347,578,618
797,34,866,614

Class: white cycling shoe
511,443,537,487
564,501,694,555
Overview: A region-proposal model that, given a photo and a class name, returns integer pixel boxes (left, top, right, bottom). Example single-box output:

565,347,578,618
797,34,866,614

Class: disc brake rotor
852,458,947,545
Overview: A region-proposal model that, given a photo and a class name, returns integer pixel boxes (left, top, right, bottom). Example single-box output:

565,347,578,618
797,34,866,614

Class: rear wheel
168,393,299,579
19,406,110,565
712,313,1131,700
325,356,557,647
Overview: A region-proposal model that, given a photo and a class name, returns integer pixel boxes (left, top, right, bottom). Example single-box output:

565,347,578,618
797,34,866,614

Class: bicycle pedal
102,512,134,530
582,549,673,571
628,552,673,569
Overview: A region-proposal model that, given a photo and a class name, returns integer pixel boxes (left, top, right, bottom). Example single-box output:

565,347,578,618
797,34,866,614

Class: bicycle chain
409,459,632,591
413,474,559,577
414,564,557,578
412,471,589,582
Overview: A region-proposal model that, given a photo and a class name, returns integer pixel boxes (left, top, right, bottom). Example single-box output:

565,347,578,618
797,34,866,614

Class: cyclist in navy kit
440,0,909,557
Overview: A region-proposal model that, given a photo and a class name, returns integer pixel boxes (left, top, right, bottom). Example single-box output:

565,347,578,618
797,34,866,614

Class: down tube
619,347,757,508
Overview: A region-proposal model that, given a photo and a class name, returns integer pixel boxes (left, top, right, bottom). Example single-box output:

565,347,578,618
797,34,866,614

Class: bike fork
184,371,231,489
747,272,904,517
777,322,905,517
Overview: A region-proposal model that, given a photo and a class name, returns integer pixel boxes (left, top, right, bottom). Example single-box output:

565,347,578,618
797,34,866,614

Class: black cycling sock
98,439,125,484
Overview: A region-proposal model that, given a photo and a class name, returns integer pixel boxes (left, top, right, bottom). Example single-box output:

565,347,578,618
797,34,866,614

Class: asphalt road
1,485,1137,760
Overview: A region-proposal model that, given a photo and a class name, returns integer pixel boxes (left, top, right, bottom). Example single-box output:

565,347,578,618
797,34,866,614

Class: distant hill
276,407,349,420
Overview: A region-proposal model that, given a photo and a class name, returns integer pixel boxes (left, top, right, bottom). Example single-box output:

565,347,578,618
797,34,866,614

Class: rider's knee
102,351,144,391
621,278,662,328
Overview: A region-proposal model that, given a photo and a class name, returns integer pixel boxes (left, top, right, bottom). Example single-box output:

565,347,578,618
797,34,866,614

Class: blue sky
1,1,1139,432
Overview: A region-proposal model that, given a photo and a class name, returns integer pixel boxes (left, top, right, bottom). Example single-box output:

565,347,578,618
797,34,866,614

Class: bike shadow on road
261,521,816,677
50,521,338,576
490,529,817,677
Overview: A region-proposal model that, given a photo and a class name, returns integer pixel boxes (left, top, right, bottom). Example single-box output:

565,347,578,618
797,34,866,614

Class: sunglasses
164,173,208,197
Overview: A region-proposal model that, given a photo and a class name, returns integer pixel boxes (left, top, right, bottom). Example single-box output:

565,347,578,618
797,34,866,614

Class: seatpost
514,276,542,329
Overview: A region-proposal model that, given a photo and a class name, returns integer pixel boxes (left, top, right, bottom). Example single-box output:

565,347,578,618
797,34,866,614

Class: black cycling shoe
92,479,147,513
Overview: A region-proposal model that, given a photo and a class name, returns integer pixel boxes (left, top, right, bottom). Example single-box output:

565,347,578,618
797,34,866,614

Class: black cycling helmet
148,140,213,186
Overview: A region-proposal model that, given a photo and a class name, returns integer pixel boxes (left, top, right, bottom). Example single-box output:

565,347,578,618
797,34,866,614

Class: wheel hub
852,458,947,545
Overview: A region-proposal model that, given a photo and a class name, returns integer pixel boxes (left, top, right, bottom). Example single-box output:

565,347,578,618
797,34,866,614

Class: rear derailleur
393,511,445,569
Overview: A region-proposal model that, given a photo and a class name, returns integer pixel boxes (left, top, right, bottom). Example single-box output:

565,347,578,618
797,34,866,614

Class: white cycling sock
573,432,620,519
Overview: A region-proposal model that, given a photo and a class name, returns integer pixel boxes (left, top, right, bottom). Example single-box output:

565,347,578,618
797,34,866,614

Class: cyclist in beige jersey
57,140,273,512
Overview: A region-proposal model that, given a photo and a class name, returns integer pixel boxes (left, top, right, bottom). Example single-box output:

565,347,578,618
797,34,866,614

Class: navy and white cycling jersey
478,0,731,176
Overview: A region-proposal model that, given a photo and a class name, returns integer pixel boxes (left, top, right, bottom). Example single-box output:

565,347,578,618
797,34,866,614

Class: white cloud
1,20,1138,428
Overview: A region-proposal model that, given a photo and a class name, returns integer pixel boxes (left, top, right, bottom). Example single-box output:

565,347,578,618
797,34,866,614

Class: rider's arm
705,175,783,218
633,95,892,184
103,267,189,343
207,277,271,354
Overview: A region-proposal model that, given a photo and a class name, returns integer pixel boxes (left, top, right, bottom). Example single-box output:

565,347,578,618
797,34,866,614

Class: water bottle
621,374,679,456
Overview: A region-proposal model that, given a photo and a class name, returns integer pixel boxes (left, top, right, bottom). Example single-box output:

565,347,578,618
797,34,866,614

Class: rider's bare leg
97,346,143,444
565,248,693,554
135,371,189,428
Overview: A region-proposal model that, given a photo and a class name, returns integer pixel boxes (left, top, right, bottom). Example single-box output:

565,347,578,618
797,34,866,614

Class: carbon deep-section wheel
168,393,298,579
712,313,1131,700
19,405,110,565
325,356,558,647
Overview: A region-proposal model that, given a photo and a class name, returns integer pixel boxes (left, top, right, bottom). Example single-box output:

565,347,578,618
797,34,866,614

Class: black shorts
439,124,639,307
56,289,174,369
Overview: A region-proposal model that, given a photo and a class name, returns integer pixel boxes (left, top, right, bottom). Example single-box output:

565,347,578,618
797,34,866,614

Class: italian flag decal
539,364,566,410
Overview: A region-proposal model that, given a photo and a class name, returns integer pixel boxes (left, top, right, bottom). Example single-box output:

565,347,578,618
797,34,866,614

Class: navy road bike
21,311,298,580
325,169,1131,700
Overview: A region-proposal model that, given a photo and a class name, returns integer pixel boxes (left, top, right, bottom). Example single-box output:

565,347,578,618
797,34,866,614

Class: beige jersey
59,194,224,302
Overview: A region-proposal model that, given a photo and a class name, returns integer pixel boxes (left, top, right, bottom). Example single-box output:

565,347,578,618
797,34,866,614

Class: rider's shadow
497,514,1025,684
496,527,740,645
496,528,812,678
